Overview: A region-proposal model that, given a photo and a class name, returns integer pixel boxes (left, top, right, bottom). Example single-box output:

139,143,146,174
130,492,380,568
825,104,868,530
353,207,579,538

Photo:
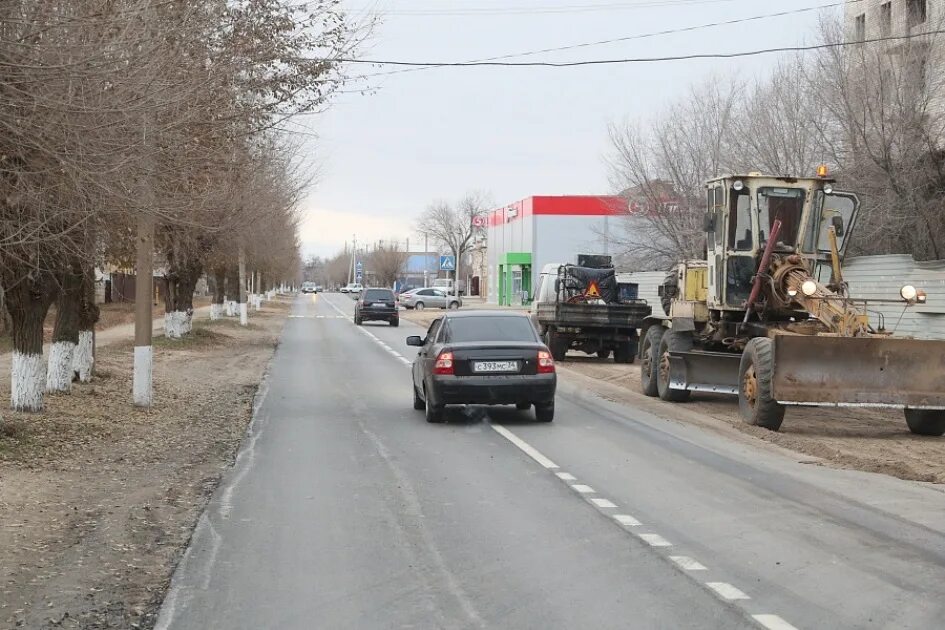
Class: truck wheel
597,349,611,359
904,409,945,436
640,326,665,397
657,331,692,402
545,329,568,362
738,338,785,431
614,335,638,364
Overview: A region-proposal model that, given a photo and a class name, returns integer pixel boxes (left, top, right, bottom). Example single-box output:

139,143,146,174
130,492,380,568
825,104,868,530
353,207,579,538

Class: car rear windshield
445,316,536,343
363,289,394,301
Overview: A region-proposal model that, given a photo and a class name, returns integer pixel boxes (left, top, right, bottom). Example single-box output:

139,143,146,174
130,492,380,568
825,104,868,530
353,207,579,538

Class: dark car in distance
355,288,399,327
407,311,557,423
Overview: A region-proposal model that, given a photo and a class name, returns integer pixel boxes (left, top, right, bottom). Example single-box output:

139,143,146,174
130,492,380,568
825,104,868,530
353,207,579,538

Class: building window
908,0,927,28
854,13,866,41
880,2,892,36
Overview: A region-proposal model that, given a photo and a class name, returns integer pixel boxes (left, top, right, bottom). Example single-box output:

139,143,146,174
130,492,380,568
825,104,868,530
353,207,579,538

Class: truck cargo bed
535,301,651,329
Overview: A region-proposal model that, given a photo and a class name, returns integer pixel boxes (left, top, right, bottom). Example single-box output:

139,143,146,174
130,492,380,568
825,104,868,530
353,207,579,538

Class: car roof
442,310,527,319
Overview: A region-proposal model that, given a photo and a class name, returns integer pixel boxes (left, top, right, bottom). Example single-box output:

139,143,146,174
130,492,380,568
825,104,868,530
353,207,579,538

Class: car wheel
415,302,425,311
425,389,445,423
448,301,459,310
354,314,362,326
413,385,425,411
390,318,399,327
516,402,531,411
535,402,554,422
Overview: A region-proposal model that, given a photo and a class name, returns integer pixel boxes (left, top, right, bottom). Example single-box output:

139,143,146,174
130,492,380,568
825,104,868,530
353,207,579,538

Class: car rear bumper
428,373,556,406
360,307,398,321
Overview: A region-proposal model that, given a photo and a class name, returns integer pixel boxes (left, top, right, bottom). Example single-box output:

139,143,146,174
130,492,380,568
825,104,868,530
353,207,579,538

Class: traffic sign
439,255,456,271
355,261,363,271
356,272,363,281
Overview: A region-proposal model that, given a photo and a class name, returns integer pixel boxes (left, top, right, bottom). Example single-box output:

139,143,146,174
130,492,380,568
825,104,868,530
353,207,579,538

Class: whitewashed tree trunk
73,331,94,383
182,310,193,334
45,341,76,393
12,352,45,412
133,345,152,407
164,311,182,339
210,303,222,320
240,302,248,326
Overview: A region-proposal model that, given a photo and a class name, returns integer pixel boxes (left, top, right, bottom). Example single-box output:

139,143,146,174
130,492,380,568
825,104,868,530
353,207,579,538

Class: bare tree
366,243,408,288
415,192,491,292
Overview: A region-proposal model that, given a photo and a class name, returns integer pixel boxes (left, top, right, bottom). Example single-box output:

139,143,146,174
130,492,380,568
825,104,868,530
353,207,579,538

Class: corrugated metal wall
843,255,945,339
618,256,945,339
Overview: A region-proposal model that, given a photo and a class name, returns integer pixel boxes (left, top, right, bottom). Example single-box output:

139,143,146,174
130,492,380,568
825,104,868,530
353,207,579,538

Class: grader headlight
801,280,818,297
900,285,918,301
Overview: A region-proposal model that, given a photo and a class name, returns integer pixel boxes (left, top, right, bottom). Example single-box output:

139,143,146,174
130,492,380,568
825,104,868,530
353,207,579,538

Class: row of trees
607,15,945,269
0,1,362,412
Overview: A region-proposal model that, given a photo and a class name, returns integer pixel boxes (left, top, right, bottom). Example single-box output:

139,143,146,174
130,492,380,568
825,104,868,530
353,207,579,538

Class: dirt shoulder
0,299,289,629
401,308,945,484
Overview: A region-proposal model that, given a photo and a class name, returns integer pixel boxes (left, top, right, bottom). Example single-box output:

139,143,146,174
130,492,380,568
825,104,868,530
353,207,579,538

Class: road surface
156,293,945,629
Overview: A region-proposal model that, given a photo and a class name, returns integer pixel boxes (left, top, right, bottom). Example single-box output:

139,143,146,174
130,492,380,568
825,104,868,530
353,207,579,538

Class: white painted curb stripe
752,614,799,630
613,514,641,527
591,498,617,508
670,556,707,571
706,582,750,601
555,472,576,481
571,484,595,493
490,424,559,469
639,533,672,547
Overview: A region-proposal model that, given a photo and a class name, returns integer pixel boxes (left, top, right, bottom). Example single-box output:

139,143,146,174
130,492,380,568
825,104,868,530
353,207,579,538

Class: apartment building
845,0,942,40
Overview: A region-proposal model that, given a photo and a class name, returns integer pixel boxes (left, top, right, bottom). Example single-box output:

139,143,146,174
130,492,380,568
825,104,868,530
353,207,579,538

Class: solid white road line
706,582,750,601
669,556,708,571
752,614,799,630
555,472,577,481
490,424,559,469
639,533,672,547
613,514,641,527
591,498,617,508
571,484,595,494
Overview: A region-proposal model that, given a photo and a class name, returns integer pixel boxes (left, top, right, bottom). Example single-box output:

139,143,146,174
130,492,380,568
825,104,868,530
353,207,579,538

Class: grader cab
640,172,945,436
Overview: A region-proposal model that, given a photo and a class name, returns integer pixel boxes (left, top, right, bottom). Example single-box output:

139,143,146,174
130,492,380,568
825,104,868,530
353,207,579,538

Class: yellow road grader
639,172,945,435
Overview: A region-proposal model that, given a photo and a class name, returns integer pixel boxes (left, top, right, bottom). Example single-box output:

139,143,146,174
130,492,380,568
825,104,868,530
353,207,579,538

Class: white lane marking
490,424,559,469
752,615,799,630
555,472,577,481
591,498,617,508
613,514,641,527
639,533,672,547
706,582,750,601
571,484,595,494
670,556,708,571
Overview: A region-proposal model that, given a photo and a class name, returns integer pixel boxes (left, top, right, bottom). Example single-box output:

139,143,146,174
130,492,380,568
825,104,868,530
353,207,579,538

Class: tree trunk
226,265,239,317
3,273,57,411
211,267,226,320
46,264,82,393
163,257,201,339
73,262,100,383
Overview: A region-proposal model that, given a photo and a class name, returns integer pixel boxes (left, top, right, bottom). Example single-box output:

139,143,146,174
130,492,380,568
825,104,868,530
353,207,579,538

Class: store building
485,195,628,305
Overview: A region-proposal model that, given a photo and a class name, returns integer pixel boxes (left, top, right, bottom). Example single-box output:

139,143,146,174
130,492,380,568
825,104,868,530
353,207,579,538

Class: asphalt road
156,293,945,630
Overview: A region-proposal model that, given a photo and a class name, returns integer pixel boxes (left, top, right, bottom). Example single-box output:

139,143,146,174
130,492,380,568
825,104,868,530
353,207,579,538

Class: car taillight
434,351,454,375
537,350,555,373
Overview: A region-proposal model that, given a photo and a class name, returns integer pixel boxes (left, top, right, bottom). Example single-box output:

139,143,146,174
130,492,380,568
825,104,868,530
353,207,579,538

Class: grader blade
772,335,945,409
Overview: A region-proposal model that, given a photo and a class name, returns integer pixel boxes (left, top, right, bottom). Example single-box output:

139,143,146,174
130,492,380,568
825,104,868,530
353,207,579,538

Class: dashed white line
571,484,595,494
490,424,559,469
706,582,751,601
670,556,708,571
555,472,577,481
752,614,799,630
639,533,672,547
590,498,617,508
613,514,641,527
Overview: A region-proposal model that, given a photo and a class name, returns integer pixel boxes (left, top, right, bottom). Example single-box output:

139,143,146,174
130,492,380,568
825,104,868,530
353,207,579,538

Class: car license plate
473,361,518,373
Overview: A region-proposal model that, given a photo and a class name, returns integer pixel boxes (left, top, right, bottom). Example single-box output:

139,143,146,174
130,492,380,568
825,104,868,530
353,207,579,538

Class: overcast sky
297,0,841,258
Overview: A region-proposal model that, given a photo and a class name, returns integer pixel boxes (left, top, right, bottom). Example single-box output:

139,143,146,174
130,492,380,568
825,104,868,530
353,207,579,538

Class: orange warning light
816,164,829,178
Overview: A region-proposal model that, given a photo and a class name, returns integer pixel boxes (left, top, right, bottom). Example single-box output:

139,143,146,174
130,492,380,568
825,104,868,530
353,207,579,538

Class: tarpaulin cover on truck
559,265,618,304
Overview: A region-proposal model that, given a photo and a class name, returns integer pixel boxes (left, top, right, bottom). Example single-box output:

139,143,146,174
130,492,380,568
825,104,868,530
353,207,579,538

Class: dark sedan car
355,288,399,326
407,311,556,423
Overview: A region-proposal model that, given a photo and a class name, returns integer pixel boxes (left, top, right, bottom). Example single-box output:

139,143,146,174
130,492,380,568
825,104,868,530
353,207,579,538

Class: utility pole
423,233,428,287
133,212,154,408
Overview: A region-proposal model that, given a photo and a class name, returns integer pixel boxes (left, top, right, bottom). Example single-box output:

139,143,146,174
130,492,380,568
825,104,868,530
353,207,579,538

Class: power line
340,26,941,69
354,1,860,79
364,0,740,17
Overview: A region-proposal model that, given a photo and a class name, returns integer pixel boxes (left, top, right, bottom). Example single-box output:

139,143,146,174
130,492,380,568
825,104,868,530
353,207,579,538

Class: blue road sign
356,261,363,271
439,255,456,271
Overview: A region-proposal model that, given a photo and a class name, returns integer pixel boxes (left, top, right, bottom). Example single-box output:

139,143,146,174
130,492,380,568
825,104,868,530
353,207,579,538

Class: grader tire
657,331,692,402
904,409,945,436
640,326,665,398
738,338,785,431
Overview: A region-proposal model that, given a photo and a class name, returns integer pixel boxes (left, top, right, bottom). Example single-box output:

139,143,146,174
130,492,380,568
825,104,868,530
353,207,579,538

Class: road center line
490,424,559,469
706,582,751,601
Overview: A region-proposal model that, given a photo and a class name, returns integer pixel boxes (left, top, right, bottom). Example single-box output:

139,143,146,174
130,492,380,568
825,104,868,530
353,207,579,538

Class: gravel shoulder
400,307,945,484
0,299,289,629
